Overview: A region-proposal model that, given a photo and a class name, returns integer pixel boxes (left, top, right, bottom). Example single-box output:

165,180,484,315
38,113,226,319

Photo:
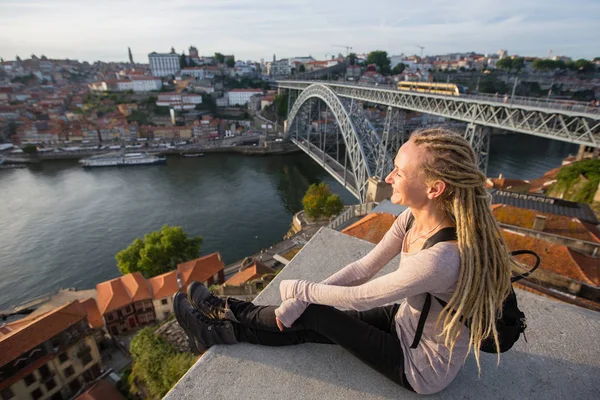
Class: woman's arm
274,209,412,327
279,243,460,311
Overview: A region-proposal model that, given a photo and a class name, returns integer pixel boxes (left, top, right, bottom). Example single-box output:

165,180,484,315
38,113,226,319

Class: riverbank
1,142,300,164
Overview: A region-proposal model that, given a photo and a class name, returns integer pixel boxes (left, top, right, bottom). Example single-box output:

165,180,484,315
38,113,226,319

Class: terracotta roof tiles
79,298,103,329
96,272,152,315
0,301,87,368
342,213,397,244
177,252,225,292
147,270,179,299
224,262,275,286
76,379,126,400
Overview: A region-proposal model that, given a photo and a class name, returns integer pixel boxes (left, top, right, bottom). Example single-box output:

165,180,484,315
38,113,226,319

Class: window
24,373,36,386
81,353,93,365
58,352,68,364
163,311,170,319
31,389,43,400
161,298,168,305
0,388,14,400
125,306,132,314
64,366,75,378
106,313,114,322
68,379,81,393
45,377,57,391
38,364,51,380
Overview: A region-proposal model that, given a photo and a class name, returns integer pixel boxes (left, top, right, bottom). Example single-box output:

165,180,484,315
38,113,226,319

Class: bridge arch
285,84,380,202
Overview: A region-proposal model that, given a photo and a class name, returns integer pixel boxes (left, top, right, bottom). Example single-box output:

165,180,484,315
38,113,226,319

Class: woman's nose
384,171,393,184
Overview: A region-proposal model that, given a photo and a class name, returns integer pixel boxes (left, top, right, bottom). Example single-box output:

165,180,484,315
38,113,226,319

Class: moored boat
79,152,166,168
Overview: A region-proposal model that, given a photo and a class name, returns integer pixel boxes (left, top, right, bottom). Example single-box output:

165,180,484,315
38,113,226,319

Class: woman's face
384,141,431,207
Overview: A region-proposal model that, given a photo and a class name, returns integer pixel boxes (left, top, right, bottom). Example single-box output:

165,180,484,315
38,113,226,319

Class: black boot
187,281,240,323
173,293,238,354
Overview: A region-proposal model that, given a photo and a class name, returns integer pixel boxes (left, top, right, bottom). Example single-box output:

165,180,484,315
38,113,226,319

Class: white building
148,52,180,77
270,59,291,77
130,76,162,91
228,89,264,106
156,92,202,110
181,67,205,80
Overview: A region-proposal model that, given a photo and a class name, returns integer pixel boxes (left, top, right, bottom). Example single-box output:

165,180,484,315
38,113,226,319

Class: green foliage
226,58,235,68
347,52,357,66
22,144,37,154
302,183,345,219
366,50,391,75
115,225,202,278
129,328,195,399
552,159,600,203
127,110,150,125
11,74,36,84
298,64,306,73
273,92,288,118
323,194,344,217
391,63,406,75
214,53,225,64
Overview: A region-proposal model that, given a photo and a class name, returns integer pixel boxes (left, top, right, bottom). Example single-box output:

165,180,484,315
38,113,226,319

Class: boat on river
79,152,166,168
182,153,204,158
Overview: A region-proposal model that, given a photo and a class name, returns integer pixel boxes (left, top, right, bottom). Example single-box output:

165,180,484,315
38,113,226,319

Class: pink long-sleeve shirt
274,208,470,394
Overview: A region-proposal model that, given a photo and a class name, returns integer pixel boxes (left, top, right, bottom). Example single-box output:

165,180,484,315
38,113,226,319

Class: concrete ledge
166,228,600,399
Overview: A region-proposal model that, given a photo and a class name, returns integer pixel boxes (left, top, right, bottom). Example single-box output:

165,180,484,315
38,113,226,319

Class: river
0,133,578,310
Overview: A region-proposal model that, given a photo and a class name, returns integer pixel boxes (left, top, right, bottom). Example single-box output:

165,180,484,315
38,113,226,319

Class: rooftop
177,252,225,291
166,228,600,399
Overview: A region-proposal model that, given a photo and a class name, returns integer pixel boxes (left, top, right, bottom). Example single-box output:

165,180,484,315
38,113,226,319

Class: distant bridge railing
328,202,375,231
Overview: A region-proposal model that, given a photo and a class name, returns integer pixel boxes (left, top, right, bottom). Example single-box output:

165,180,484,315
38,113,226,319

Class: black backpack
405,214,540,353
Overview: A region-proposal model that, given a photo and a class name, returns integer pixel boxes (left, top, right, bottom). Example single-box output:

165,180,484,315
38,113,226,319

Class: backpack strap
409,223,457,349
509,250,540,282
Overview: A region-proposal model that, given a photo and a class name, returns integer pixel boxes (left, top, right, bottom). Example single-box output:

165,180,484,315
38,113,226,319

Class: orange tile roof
492,204,600,243
177,252,225,292
501,229,599,287
224,261,275,286
342,213,397,244
96,272,152,315
79,298,103,329
147,270,179,299
76,379,126,400
0,301,87,368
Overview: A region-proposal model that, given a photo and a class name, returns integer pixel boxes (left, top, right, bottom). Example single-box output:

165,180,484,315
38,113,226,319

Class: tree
129,327,195,399
391,63,406,75
512,57,525,74
226,58,235,68
298,64,306,73
115,225,202,278
366,50,391,75
214,53,225,63
180,53,187,69
302,183,345,219
495,57,513,72
347,52,357,66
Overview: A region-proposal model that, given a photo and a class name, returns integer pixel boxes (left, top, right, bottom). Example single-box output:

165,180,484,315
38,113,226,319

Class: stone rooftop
166,228,600,399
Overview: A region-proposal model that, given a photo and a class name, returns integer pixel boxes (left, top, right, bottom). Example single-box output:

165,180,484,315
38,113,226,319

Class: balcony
76,345,91,358
165,227,600,399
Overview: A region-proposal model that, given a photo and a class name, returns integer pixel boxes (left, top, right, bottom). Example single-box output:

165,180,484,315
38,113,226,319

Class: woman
174,128,517,394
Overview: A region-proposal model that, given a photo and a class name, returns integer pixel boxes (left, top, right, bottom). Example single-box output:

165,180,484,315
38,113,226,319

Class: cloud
0,0,597,62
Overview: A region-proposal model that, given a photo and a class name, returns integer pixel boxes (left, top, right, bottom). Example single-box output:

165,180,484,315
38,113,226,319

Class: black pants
226,299,414,391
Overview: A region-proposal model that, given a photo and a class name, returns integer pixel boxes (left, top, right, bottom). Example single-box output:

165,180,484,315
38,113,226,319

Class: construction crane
332,45,353,57
415,45,425,59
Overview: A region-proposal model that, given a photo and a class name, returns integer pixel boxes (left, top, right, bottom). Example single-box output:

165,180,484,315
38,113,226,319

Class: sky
1,0,598,63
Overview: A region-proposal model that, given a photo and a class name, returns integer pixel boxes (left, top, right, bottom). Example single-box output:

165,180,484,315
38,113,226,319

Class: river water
0,134,578,310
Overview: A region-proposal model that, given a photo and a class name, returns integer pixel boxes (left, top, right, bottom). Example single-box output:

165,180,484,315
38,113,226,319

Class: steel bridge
277,80,600,202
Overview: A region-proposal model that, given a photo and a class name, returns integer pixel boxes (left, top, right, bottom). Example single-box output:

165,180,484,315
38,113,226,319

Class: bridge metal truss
279,81,600,148
286,84,386,202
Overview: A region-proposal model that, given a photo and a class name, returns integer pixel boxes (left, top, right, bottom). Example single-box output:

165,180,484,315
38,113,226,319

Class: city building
228,89,263,106
96,272,156,336
180,67,205,80
269,59,291,77
148,52,180,77
224,261,275,286
75,379,125,400
156,92,202,110
0,301,104,400
147,271,179,321
129,76,162,92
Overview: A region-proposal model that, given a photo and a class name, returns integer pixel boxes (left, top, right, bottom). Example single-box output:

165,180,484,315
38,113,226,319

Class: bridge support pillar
365,176,392,203
465,123,490,176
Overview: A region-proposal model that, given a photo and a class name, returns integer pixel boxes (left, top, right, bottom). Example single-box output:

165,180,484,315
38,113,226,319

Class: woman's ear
427,180,446,200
